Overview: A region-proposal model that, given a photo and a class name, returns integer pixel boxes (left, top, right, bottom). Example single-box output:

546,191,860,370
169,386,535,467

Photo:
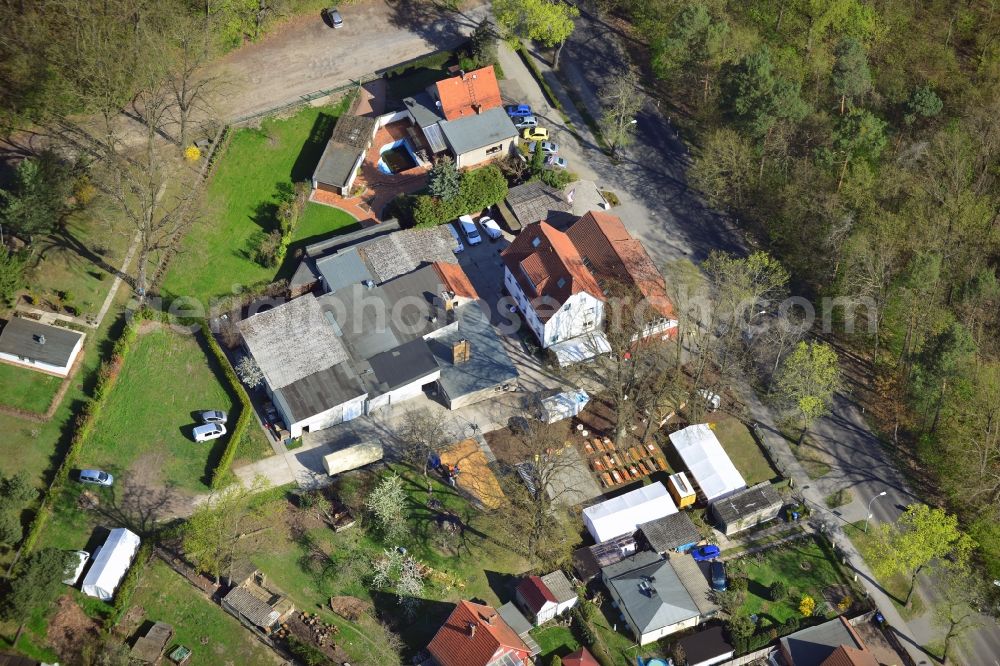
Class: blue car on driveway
506,104,532,118
691,544,721,561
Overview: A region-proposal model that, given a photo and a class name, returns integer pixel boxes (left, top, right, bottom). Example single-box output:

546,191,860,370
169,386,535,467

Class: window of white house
485,145,502,155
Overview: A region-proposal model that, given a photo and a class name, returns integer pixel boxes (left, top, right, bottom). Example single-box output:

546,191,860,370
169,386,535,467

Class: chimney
467,621,477,638
452,339,470,365
472,104,482,114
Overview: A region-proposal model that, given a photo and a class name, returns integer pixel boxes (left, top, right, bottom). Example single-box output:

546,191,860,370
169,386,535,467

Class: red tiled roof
433,261,479,300
427,600,530,666
516,575,557,613
566,211,675,320
563,647,601,666
500,222,605,322
820,645,878,666
435,66,502,121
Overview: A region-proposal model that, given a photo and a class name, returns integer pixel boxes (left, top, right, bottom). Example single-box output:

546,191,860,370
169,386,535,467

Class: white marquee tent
583,482,677,543
668,424,747,501
81,527,141,601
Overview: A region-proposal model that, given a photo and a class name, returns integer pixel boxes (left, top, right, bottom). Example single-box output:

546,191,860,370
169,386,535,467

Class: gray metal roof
237,295,349,390
316,247,373,294
222,585,281,629
312,114,376,188
497,601,533,637
540,570,576,605
711,482,783,524
368,338,439,393
505,181,572,226
404,93,444,128
604,555,701,634
273,361,365,423
426,303,518,401
638,513,701,553
0,317,83,367
438,107,516,155
669,553,720,616
780,617,864,666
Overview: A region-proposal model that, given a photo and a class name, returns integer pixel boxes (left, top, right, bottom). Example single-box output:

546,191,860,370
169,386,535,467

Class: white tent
669,424,747,501
82,528,141,601
538,388,590,424
583,482,677,543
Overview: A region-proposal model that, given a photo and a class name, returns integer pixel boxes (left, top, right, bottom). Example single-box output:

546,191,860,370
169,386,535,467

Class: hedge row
412,165,508,228
204,332,255,489
13,313,146,568
109,542,153,626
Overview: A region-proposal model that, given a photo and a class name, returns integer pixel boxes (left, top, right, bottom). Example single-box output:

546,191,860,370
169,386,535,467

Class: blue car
710,561,728,591
691,544,721,561
506,104,532,118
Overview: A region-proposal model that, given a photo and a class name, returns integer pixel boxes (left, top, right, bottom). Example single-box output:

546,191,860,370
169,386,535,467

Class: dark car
691,544,721,561
710,561,728,591
325,7,343,28
505,104,532,118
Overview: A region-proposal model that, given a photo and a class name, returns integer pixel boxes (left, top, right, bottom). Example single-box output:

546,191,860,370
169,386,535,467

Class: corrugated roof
567,211,674,320
540,570,576,605
638,512,701,553
439,107,517,155
0,317,83,367
497,602,533,636
237,295,349,390
427,600,529,666
501,222,605,322
434,66,502,120
361,226,457,283
222,585,280,630
711,482,783,524
505,181,572,226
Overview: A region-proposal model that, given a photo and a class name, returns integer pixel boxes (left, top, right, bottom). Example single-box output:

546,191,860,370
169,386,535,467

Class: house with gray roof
438,107,517,168
311,113,378,195
601,551,702,645
711,481,784,536
638,512,701,554
496,181,574,231
0,317,85,377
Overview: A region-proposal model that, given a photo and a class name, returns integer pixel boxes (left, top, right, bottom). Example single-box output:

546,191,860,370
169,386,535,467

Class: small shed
537,388,589,424
676,625,736,666
81,528,141,601
667,472,696,508
0,317,85,377
515,576,559,625
221,573,295,636
637,512,701,553
321,440,384,476
540,570,578,616
710,482,784,536
130,621,174,664
311,113,378,196
582,482,677,543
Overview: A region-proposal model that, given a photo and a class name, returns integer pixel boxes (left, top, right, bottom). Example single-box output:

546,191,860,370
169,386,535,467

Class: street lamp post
864,491,888,533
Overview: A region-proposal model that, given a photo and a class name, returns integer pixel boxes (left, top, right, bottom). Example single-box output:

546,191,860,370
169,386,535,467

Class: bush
412,165,509,228
0,249,29,306
204,332,255,489
769,579,788,601
538,168,577,189
109,543,151,626
286,636,326,666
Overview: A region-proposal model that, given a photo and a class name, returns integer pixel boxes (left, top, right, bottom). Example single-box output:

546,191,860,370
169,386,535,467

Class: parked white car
480,216,503,240
458,215,482,245
446,223,464,253
193,423,226,442
514,115,538,129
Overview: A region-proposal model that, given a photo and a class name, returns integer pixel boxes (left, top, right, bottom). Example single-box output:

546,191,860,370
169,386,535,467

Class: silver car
78,469,113,487
197,410,228,424
326,7,343,28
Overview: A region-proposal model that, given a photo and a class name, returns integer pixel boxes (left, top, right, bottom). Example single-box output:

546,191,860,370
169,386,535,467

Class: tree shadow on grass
291,112,337,183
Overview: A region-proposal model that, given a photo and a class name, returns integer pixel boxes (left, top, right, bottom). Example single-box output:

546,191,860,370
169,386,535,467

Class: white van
480,216,503,241
446,223,464,253
458,215,482,245
193,423,226,442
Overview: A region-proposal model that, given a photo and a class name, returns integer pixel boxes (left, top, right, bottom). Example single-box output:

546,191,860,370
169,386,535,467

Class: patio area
311,120,431,223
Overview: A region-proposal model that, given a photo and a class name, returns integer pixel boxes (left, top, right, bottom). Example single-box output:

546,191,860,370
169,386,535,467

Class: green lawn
844,522,926,620
531,625,580,660
82,327,269,493
711,416,777,485
736,535,856,625
129,560,280,666
161,101,356,303
0,362,62,413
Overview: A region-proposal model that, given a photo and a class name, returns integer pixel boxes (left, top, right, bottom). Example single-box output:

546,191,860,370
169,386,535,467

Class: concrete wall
455,136,515,169
379,109,411,127
366,369,440,414
442,381,512,410
288,403,343,439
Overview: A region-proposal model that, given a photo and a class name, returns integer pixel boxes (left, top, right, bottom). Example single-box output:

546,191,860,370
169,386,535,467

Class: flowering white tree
235,355,263,389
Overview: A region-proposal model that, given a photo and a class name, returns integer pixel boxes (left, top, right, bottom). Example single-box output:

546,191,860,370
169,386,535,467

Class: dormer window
531,237,541,248
556,277,566,289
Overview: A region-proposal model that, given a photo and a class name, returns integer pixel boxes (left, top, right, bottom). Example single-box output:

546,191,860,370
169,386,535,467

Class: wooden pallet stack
583,437,669,488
